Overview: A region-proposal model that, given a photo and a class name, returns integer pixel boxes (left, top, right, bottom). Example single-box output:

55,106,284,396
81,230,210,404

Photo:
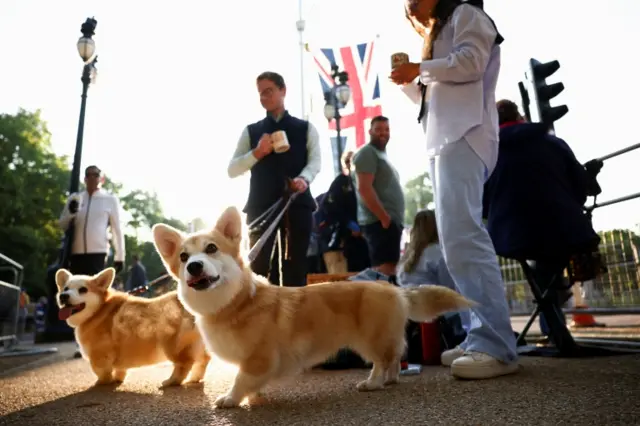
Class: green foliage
403,172,434,225
0,108,187,298
0,109,70,297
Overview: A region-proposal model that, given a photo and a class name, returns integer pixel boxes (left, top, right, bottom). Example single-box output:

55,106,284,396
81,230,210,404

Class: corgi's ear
214,206,242,242
92,267,116,291
55,269,72,291
152,223,184,278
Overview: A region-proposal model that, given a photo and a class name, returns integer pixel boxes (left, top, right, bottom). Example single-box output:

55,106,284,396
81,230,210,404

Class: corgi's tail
403,285,476,322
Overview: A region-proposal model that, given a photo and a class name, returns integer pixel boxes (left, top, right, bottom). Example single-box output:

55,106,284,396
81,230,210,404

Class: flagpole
296,0,307,119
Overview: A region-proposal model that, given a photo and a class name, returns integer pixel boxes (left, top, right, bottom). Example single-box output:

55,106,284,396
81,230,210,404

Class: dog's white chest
196,320,244,363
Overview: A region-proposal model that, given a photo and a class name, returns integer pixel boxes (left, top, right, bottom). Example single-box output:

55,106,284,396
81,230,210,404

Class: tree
0,109,189,297
108,190,187,284
0,109,70,297
403,172,434,225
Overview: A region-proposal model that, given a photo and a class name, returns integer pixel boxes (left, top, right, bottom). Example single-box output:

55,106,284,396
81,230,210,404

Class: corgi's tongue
58,307,74,321
58,304,85,321
187,275,206,286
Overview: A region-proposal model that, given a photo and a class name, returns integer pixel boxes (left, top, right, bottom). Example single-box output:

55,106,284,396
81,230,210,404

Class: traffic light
525,58,568,130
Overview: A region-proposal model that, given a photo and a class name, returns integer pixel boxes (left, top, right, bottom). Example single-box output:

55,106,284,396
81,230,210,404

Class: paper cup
391,52,409,69
271,131,290,153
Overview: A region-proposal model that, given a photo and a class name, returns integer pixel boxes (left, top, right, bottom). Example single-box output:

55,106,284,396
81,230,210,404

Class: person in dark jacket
483,99,601,339
317,151,371,273
125,255,148,292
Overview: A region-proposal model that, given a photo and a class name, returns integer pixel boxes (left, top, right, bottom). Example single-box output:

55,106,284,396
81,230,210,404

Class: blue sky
1,0,638,235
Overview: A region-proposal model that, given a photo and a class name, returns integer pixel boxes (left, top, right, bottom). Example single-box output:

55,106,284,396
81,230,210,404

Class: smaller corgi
55,267,210,387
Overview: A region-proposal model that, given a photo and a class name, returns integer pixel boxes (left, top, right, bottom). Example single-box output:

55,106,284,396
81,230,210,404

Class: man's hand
389,62,420,85
253,133,273,160
113,261,124,274
380,213,392,229
291,177,308,193
68,199,79,214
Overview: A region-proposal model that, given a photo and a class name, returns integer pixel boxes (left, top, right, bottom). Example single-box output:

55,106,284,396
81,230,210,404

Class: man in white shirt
58,165,125,356
59,165,125,276
228,71,321,287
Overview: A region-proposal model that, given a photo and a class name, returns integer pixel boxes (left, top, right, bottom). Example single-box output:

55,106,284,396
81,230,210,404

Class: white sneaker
441,346,465,367
451,351,519,380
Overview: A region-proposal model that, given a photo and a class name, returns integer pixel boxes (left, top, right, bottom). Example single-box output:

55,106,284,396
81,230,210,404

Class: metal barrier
0,253,59,360
0,253,24,349
501,142,640,317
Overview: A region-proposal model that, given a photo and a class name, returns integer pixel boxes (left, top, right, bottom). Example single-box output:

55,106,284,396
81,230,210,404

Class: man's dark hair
85,165,101,176
132,254,139,262
496,99,523,125
257,72,286,90
370,115,389,127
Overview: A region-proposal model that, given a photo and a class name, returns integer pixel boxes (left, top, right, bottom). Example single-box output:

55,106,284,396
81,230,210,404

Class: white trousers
428,138,518,364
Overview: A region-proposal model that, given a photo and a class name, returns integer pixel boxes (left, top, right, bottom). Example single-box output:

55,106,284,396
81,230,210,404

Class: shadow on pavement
2,382,212,425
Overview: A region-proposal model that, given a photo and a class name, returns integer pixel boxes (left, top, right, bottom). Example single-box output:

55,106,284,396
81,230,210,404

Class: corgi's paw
356,379,384,392
94,377,117,386
160,377,184,388
213,393,241,409
384,376,399,385
113,369,127,383
183,378,204,386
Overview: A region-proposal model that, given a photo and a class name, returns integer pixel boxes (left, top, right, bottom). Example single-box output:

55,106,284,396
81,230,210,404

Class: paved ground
2,316,640,426
1,345,640,425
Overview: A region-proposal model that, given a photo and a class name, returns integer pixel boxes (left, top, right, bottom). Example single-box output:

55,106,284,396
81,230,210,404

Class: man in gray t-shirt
352,116,406,277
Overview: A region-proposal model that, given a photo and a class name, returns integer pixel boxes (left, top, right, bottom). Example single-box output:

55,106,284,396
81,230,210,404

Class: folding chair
514,258,579,356
514,249,629,357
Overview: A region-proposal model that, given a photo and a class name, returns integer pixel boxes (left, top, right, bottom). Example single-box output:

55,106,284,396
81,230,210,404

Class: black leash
247,191,299,263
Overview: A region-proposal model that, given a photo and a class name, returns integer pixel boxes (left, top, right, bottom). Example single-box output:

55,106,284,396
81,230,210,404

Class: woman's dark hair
497,99,523,124
422,0,463,60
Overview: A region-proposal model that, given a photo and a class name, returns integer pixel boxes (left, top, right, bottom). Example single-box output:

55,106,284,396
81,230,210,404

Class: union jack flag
310,39,383,156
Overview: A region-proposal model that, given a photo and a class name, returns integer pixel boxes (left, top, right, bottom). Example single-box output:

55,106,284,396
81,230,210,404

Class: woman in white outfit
390,0,518,379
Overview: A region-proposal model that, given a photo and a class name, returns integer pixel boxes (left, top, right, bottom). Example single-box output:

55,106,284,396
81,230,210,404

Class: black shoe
73,351,82,359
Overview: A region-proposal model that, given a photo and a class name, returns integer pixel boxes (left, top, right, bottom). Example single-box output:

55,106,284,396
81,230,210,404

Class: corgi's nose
59,293,70,304
187,261,204,276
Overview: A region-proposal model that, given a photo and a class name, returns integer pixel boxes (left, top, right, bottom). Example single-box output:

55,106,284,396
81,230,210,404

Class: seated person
397,209,471,333
483,99,601,339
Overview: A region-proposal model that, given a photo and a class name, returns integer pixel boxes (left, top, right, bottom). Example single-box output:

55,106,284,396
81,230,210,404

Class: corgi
152,206,475,408
55,267,210,387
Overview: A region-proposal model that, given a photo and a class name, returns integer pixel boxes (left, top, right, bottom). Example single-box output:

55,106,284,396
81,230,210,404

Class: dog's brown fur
153,206,475,408
55,268,210,387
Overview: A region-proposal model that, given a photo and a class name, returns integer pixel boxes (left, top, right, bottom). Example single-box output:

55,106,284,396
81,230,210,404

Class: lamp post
323,64,351,176
70,17,98,194
41,18,99,343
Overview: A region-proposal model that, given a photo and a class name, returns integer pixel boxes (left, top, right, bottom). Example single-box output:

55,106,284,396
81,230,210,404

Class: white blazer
402,3,501,174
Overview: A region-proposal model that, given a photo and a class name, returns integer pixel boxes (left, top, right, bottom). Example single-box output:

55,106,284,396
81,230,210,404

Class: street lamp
43,18,99,341
323,64,351,176
69,17,99,194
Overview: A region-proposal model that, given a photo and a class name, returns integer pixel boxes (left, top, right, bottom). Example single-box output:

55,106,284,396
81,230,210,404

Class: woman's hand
389,62,420,85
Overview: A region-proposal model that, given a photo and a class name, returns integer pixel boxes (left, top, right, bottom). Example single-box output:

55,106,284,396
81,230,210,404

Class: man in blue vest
228,71,322,287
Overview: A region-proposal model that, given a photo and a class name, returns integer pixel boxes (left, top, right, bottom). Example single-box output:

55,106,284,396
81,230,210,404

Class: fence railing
501,230,640,315
0,253,24,350
502,142,640,316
